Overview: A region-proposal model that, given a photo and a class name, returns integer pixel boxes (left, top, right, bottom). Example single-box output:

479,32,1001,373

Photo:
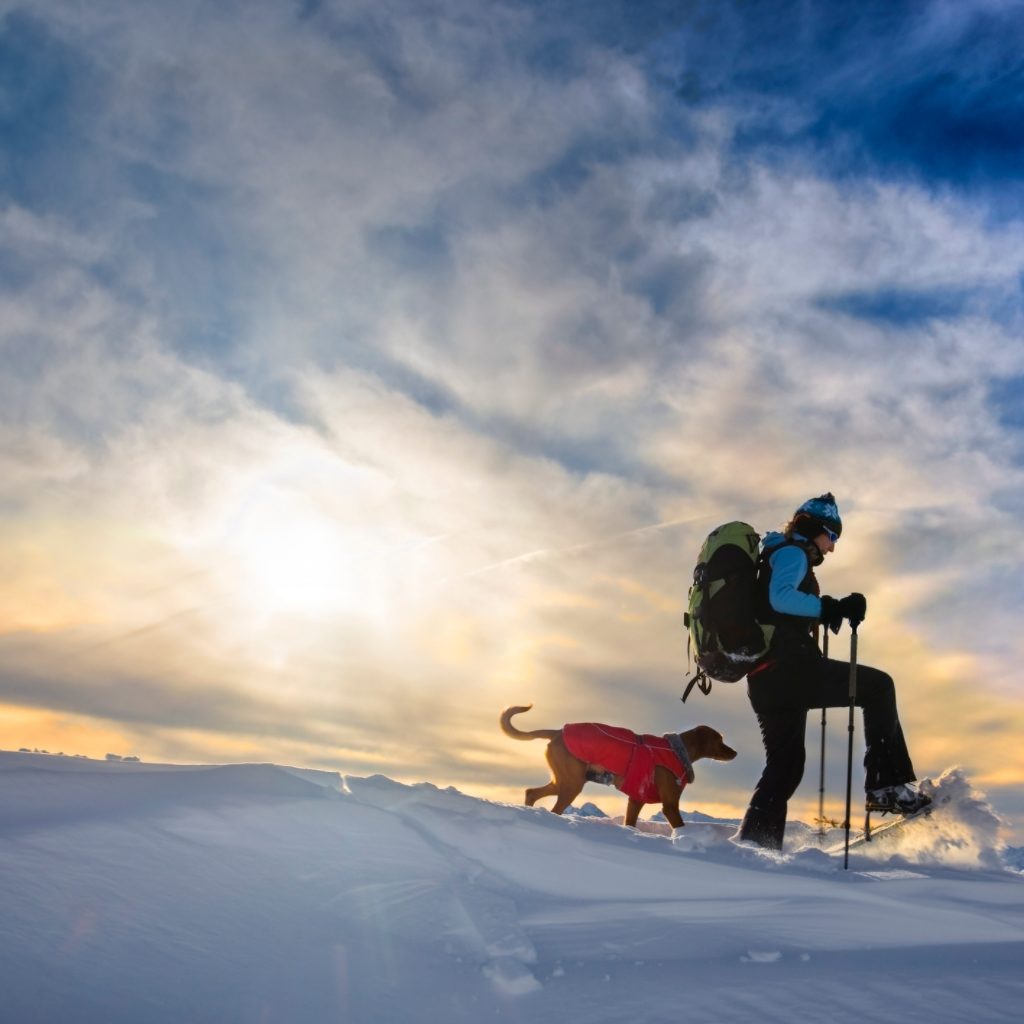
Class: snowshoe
865,782,933,816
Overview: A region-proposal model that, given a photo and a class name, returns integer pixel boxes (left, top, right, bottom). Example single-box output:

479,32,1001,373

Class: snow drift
1,750,1022,1023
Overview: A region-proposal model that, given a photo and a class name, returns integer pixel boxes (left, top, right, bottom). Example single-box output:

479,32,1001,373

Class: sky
1,0,1023,835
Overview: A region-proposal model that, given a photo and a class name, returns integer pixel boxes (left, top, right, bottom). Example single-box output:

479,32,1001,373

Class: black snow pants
737,649,915,851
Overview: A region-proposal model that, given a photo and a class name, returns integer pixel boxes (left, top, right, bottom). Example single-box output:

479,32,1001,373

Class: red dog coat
562,722,693,804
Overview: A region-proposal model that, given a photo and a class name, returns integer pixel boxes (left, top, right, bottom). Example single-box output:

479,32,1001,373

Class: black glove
819,595,843,633
838,592,867,628
820,593,867,633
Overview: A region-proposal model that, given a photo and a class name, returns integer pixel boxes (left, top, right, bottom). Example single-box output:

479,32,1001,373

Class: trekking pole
818,630,828,841
842,622,860,870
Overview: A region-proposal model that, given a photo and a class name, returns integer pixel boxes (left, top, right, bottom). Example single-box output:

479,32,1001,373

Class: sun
222,486,369,619
238,512,348,615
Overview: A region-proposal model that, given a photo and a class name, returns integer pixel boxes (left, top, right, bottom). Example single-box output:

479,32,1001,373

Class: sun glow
235,511,350,614
220,484,383,619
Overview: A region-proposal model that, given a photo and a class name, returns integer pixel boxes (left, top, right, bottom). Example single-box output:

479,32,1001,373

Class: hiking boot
865,783,932,816
735,806,786,851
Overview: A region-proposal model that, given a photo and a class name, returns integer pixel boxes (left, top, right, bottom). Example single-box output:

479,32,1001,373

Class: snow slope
1,751,1022,1023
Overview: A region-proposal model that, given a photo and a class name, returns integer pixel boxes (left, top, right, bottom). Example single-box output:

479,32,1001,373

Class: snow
2,752,1022,1023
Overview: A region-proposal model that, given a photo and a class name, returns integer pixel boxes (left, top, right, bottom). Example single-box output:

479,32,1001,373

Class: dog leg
550,787,582,815
624,797,645,828
653,767,685,829
541,739,586,815
660,800,684,829
524,781,558,806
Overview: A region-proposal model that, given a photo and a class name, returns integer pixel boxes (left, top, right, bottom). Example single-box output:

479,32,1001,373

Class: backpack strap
681,669,712,703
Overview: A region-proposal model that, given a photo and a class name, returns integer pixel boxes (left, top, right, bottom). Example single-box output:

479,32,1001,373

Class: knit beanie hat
793,492,842,539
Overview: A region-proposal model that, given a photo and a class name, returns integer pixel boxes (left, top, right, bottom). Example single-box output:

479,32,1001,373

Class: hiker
736,493,930,851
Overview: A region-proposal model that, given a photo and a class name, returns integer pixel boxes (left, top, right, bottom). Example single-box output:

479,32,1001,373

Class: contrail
63,607,203,658
459,502,789,580
461,509,719,580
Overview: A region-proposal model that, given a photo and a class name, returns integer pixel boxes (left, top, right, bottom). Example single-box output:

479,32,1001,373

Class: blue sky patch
989,376,1024,432
817,287,973,327
0,12,96,214
655,1,1024,200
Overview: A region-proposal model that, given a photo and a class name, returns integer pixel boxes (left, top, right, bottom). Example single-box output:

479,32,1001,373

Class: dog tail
500,705,560,741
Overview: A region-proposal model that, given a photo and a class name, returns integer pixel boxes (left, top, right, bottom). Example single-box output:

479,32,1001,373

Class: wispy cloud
1,0,1022,830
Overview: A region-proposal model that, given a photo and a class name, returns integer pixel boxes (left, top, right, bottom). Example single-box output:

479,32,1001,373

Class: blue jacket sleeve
768,546,822,619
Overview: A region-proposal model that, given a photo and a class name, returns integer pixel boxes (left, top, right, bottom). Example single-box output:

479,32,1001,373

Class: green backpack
682,521,775,701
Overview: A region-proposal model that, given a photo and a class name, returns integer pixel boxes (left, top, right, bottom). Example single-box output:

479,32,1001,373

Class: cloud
1,0,1023,831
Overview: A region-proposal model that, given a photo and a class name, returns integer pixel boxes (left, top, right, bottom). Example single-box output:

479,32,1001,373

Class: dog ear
692,724,715,744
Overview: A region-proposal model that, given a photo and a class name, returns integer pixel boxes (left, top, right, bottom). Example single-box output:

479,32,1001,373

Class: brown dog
500,704,737,829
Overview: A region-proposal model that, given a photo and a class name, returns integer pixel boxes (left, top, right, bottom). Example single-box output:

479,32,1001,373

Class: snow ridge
2,751,1023,1023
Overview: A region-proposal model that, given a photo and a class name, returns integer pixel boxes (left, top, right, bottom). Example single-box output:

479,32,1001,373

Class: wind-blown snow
1,751,1022,1023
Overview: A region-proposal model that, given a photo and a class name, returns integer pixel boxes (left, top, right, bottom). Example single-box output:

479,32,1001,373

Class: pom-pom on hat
793,492,842,539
